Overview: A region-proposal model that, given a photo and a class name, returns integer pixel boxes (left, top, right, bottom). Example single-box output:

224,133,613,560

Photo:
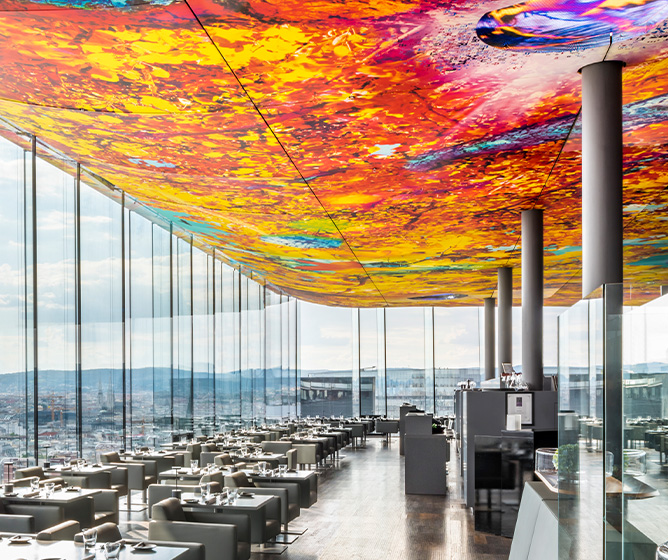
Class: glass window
152,224,172,444
0,133,31,468
434,308,483,416
219,264,240,429
80,183,123,459
298,301,354,418
36,155,77,463
173,237,192,436
192,249,213,436
385,308,426,417
265,290,283,421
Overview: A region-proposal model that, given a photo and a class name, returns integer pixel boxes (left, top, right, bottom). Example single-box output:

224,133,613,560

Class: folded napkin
53,484,62,491
133,541,154,549
60,466,72,471
9,534,30,543
204,496,217,505
93,463,102,467
22,491,40,498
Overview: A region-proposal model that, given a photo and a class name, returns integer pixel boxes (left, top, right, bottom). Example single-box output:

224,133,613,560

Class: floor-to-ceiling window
192,248,213,436
298,302,353,418
0,133,30,467
80,182,123,458
36,154,77,463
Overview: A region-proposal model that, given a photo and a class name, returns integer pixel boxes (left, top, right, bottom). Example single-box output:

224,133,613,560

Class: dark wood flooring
121,437,512,560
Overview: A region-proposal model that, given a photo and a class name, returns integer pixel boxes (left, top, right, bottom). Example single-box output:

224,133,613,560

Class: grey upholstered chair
75,522,206,560
149,497,251,560
14,466,66,488
0,499,64,532
224,471,298,533
100,452,156,506
92,489,120,525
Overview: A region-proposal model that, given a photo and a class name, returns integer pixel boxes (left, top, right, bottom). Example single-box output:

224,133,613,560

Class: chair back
214,453,234,467
152,497,187,522
224,471,253,488
101,452,121,463
261,441,293,454
199,471,224,486
15,466,45,480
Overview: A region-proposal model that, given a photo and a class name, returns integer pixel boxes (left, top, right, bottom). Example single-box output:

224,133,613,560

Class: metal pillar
484,297,496,380
580,61,625,553
521,209,543,390
581,61,625,297
497,267,512,371
661,286,668,297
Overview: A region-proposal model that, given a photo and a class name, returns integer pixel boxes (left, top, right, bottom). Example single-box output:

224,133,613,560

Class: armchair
224,472,296,535
75,522,206,560
292,444,320,469
92,489,119,525
100,452,156,507
14,466,66,488
0,499,64,532
149,497,251,560
214,453,246,470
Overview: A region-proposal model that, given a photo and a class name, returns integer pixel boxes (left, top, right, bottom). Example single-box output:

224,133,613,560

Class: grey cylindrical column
661,286,668,297
497,267,512,371
522,209,543,390
581,61,625,297
484,297,496,380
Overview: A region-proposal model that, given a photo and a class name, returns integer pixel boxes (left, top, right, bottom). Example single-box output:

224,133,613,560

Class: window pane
80,184,122,459
298,301,353,417
36,156,77,462
386,308,425,417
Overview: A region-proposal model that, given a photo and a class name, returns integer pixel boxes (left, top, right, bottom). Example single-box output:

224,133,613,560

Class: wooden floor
121,437,512,560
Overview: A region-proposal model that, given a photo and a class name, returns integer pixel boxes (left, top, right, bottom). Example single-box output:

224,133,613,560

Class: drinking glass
229,488,238,504
30,477,40,491
199,481,209,500
44,482,55,496
190,460,198,471
83,527,98,549
104,541,121,559
279,465,287,476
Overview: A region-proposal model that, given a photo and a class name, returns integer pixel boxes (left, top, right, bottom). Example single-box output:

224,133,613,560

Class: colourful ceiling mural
0,0,666,306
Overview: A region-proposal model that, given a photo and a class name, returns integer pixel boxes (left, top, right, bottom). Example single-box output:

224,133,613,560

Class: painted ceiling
0,0,667,306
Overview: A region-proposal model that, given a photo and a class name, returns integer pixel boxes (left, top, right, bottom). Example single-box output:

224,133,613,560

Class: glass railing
557,285,668,559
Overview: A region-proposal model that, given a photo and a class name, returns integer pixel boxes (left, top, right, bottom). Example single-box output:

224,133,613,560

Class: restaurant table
236,453,283,469
158,467,229,485
0,536,192,559
248,469,317,508
120,452,178,472
2,487,101,527
45,464,115,489
181,491,280,546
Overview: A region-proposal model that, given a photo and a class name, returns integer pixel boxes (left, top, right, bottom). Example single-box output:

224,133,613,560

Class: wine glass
30,477,40,492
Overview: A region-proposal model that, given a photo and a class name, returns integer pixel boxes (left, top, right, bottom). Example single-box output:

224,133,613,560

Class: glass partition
620,292,668,558
556,285,668,560
557,289,604,560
